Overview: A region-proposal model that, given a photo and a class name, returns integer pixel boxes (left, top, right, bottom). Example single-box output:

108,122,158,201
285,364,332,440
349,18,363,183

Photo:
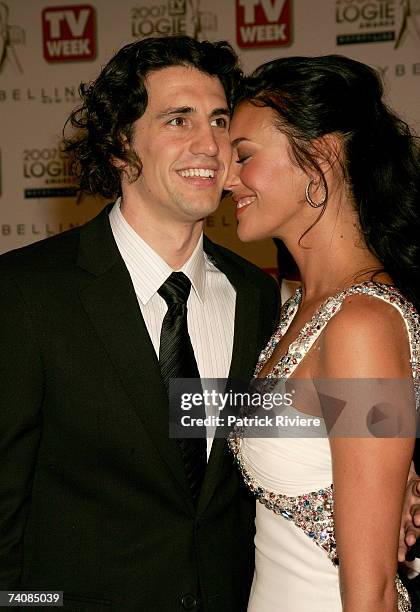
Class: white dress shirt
109,200,236,456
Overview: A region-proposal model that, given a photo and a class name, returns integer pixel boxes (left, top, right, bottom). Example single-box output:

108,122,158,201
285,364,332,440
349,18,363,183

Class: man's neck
120,199,203,270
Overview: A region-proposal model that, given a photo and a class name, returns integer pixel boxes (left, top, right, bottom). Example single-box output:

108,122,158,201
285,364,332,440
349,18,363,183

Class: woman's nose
224,158,241,192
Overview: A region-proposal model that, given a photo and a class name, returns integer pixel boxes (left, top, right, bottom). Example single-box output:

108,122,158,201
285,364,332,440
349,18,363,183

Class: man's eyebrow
157,106,195,119
210,107,230,118
156,106,231,119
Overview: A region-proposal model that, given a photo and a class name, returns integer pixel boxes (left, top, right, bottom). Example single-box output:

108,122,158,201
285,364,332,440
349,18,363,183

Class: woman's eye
236,154,251,164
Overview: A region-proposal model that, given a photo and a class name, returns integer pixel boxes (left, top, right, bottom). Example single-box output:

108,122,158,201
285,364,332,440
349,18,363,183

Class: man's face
123,65,232,225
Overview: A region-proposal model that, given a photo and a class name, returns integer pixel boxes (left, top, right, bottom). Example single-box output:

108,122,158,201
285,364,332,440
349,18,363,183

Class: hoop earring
305,179,327,208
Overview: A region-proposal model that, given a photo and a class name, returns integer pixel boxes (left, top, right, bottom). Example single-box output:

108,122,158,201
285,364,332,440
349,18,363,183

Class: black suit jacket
0,205,279,611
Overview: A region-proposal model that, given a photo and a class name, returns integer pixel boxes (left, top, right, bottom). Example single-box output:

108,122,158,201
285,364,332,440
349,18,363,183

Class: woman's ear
311,133,344,175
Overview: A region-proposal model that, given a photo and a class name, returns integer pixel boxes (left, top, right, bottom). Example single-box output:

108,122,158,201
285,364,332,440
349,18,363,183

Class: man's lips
177,167,217,178
176,166,220,188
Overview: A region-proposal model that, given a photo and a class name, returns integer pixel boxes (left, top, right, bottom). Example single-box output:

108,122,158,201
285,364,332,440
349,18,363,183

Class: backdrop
0,0,419,271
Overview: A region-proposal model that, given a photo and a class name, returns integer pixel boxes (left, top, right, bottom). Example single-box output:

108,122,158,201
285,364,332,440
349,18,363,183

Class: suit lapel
203,237,262,383
198,237,262,513
77,207,191,497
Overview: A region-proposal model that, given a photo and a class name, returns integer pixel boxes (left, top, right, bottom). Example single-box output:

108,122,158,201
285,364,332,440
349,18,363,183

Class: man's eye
168,117,186,126
211,117,228,128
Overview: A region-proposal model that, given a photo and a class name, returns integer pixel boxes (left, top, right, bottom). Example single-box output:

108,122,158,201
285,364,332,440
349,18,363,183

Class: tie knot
158,272,191,306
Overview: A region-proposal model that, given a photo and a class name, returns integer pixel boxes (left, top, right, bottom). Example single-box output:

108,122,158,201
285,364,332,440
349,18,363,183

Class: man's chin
180,199,221,221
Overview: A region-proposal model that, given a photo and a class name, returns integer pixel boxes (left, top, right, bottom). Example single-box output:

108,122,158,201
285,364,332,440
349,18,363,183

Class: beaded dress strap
256,282,420,395
340,283,419,388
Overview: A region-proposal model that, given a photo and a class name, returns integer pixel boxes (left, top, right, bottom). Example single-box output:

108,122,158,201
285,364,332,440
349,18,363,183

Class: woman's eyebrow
231,137,251,146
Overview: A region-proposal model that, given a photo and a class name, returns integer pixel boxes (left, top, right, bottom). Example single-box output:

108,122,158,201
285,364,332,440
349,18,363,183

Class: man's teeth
237,196,255,209
179,168,215,178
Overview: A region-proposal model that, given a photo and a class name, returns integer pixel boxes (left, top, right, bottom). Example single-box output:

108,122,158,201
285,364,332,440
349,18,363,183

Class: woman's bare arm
313,295,415,612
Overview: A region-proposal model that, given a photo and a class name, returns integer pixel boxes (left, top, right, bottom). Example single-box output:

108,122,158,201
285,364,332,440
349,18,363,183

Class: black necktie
158,272,207,503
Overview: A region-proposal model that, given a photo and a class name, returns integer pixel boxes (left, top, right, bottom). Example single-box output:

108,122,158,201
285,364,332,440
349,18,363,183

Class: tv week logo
236,0,292,48
42,5,96,62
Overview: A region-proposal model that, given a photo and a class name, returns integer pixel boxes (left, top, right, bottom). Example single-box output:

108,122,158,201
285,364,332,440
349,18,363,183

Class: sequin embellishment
255,283,420,400
229,434,337,563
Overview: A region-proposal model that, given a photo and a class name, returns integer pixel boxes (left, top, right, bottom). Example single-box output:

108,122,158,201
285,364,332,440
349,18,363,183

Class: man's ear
111,154,132,184
111,134,129,169
111,136,142,183
111,155,126,170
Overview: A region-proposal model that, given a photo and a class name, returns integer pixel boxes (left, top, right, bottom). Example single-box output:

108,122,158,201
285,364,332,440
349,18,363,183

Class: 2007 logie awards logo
131,0,218,41
0,1,25,74
335,0,420,47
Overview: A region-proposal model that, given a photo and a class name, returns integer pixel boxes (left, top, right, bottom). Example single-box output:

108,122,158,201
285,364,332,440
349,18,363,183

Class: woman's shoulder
313,284,414,378
336,286,409,324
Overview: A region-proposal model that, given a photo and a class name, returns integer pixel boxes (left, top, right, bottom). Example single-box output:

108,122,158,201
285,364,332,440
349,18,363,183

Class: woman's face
225,101,310,242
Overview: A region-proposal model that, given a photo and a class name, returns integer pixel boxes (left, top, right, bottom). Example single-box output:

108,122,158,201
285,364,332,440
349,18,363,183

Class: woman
225,55,420,611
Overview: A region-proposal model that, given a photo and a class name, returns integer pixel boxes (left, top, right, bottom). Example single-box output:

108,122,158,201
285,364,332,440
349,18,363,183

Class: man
0,36,279,611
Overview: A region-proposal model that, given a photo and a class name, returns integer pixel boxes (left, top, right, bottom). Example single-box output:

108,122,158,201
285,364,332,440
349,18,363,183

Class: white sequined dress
229,282,419,611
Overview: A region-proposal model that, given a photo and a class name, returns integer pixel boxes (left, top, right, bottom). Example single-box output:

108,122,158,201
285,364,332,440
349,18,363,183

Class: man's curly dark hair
64,35,243,199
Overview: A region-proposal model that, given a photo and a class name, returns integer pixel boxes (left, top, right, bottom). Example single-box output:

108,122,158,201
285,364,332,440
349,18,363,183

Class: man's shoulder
205,238,280,331
0,206,110,275
0,225,81,273
204,235,277,288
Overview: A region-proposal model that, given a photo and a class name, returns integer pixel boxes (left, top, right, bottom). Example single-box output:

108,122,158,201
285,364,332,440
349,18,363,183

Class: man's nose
190,123,219,157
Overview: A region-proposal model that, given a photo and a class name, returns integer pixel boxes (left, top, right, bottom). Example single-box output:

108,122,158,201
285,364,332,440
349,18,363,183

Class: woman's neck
282,197,390,304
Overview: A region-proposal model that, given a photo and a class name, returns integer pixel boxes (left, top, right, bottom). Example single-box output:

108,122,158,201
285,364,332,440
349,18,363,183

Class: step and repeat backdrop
0,0,419,271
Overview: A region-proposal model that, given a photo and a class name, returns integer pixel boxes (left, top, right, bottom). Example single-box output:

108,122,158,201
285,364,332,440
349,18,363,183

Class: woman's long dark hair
237,55,420,308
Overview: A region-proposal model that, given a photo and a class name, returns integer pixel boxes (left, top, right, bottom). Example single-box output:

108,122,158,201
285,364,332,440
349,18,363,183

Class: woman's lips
235,195,256,217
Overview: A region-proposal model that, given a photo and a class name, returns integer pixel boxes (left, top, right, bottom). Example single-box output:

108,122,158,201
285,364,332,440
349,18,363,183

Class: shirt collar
109,198,206,305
